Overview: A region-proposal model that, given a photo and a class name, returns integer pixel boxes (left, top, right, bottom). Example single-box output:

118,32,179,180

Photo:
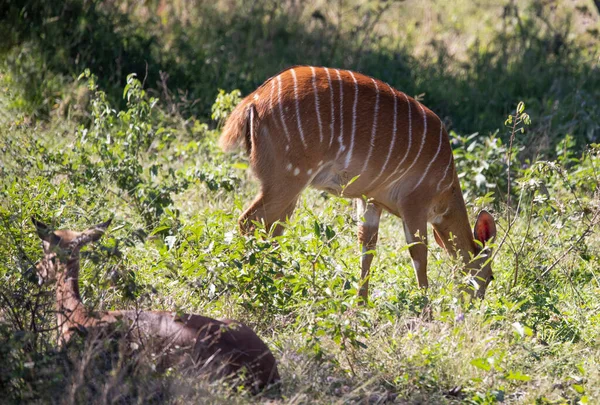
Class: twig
0,291,25,330
556,165,594,225
355,3,390,70
538,209,600,280
511,197,534,289
491,180,525,263
586,146,599,187
142,61,149,89
506,106,519,218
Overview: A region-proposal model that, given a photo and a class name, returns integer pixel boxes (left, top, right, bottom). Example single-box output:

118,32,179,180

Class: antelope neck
444,188,478,263
55,257,86,331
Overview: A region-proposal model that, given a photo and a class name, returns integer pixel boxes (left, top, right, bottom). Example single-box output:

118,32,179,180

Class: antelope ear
78,218,112,246
85,218,112,243
433,228,446,250
91,218,113,231
32,217,52,241
473,210,497,246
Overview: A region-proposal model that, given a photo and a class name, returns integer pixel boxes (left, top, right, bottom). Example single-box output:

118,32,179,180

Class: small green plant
212,89,242,124
77,70,188,229
451,131,512,205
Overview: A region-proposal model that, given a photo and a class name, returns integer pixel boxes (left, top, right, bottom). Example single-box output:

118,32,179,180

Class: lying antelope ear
473,210,497,246
77,218,113,246
32,217,52,241
91,218,113,231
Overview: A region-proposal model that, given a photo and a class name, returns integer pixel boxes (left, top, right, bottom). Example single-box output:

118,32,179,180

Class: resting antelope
219,66,497,300
32,217,280,392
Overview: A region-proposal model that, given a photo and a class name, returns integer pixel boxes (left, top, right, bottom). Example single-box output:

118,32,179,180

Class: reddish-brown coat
220,66,497,299
33,219,280,392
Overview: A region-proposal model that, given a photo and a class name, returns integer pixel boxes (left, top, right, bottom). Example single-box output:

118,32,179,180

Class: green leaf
150,225,171,235
505,371,531,381
123,83,132,99
232,162,248,170
345,175,361,188
313,221,321,237
470,358,491,371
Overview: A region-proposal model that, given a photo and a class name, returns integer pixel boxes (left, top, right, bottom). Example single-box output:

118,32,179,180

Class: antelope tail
218,96,257,155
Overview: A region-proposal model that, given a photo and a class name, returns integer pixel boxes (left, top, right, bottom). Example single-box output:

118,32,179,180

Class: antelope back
221,66,456,206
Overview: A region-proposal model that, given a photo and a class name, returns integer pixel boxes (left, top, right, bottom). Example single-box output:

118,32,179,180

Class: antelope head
466,210,497,298
33,217,112,284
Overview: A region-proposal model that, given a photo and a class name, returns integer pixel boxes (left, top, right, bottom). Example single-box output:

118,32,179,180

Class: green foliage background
0,0,599,403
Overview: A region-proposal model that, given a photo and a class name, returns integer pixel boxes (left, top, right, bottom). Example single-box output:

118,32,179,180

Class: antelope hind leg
239,186,302,237
356,199,382,302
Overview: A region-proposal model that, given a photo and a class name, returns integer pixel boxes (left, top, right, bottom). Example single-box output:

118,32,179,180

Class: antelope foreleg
402,215,429,289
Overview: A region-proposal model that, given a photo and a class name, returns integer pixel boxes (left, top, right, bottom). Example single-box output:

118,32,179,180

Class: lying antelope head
33,217,111,285
32,217,280,393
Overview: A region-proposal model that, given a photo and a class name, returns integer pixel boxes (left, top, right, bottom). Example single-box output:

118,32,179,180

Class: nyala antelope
33,217,280,392
220,66,497,299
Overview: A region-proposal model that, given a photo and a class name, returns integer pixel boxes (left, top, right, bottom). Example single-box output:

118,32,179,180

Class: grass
1,76,599,403
1,0,600,403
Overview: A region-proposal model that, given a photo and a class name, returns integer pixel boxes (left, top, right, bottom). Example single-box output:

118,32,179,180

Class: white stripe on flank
365,84,397,190
277,75,292,143
249,105,254,141
310,67,324,144
360,78,380,172
437,150,454,192
387,102,428,188
411,119,443,192
344,71,359,169
335,69,345,159
290,69,308,148
324,68,335,148
381,92,412,185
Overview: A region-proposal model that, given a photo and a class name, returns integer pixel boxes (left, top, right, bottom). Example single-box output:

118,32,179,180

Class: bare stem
538,208,600,280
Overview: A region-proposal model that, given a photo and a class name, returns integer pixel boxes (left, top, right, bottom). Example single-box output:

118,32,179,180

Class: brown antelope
219,66,497,300
32,217,280,392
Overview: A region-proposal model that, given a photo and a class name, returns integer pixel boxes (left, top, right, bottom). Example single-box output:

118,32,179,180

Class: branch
538,209,600,280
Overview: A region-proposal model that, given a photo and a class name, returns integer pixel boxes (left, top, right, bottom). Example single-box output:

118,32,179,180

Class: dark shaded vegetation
1,0,598,152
